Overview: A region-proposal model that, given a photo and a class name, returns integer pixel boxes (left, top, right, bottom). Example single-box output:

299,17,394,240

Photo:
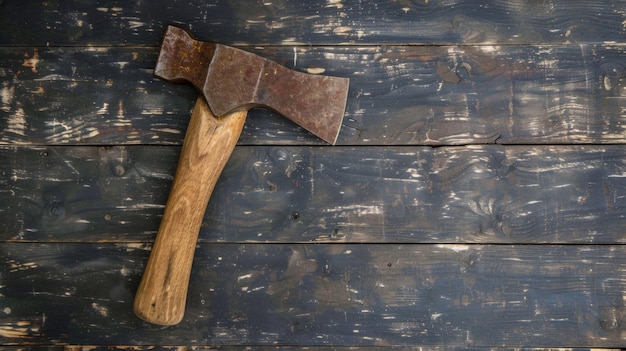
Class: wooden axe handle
134,97,246,325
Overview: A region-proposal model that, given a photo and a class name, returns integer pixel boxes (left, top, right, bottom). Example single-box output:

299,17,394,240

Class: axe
133,25,349,325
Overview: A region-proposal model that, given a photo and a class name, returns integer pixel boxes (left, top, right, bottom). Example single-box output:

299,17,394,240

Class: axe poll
133,25,349,325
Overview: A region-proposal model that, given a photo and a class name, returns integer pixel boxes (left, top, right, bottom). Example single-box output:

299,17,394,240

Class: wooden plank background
2,0,626,349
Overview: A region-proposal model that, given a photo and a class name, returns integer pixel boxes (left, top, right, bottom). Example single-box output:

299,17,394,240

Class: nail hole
114,165,125,176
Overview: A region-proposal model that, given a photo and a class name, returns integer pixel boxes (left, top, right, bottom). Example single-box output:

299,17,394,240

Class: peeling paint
306,67,326,74
326,0,344,8
5,105,27,137
22,49,40,74
0,83,14,112
0,325,30,338
435,244,470,252
333,26,352,35
91,303,109,317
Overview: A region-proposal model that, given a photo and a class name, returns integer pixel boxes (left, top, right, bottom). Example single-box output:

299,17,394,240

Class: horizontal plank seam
3,42,626,49
1,241,625,246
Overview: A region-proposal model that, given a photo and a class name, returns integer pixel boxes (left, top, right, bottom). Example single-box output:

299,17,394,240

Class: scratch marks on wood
239,43,626,145
0,47,196,145
0,322,39,338
4,103,26,140
0,145,180,241
1,242,625,346
1,0,626,46
22,49,40,74
2,44,626,145
91,303,109,318
214,144,626,243
4,144,626,243
7,259,38,273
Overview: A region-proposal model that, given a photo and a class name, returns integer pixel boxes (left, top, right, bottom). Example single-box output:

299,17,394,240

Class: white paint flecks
237,273,253,282
96,103,109,115
150,127,180,134
0,83,14,111
5,106,27,137
435,244,470,252
22,49,40,74
306,67,326,74
127,20,146,29
115,61,129,70
91,303,109,317
7,260,38,273
0,325,30,338
326,0,344,8
325,204,383,216
141,107,164,115
333,26,352,35
118,100,125,118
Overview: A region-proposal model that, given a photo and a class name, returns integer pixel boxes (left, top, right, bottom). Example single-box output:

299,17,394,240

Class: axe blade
155,25,349,144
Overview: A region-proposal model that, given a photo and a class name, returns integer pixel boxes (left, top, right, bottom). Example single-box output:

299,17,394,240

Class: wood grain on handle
134,97,246,325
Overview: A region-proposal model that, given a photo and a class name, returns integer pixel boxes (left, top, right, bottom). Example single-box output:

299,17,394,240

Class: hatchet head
154,25,349,144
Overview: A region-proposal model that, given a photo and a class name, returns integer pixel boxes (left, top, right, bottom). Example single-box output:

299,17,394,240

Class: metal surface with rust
154,25,349,145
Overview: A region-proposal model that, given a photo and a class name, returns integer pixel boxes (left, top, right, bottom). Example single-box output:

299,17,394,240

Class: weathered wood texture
2,243,626,347
1,348,617,351
3,0,626,349
3,44,626,145
2,0,626,46
3,144,626,244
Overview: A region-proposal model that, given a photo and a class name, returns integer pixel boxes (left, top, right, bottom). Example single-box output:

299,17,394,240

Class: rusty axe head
154,25,349,144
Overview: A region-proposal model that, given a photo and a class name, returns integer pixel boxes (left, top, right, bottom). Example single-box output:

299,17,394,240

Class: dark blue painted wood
1,1,626,349
1,0,626,46
1,243,624,346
